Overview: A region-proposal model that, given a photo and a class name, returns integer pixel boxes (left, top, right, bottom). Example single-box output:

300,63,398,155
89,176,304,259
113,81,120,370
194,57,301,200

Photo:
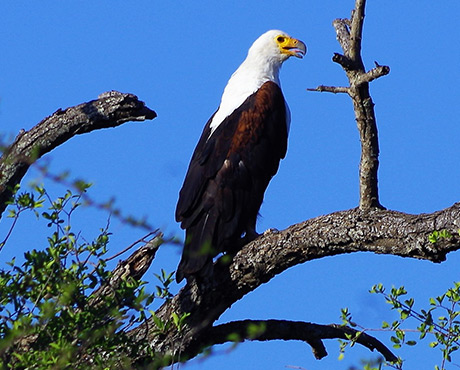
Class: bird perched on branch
176,30,306,283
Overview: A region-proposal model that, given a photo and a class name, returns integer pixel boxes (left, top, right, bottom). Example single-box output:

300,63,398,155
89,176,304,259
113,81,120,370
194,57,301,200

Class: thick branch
130,204,460,361
0,91,157,219
193,319,397,362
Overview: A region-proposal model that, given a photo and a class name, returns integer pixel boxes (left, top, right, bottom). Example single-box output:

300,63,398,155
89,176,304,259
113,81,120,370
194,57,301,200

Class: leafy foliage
338,281,460,369
428,230,454,244
0,185,165,369
367,283,460,370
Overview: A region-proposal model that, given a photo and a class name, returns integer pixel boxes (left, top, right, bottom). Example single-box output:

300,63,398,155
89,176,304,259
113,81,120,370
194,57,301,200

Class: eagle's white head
209,30,306,135
247,30,307,64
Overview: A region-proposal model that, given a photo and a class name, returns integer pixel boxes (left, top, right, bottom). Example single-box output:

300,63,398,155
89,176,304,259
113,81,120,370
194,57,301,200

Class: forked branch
309,0,389,210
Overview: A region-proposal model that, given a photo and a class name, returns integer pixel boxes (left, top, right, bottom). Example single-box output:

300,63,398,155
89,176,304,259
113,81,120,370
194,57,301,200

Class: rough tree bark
0,0,459,368
0,91,156,219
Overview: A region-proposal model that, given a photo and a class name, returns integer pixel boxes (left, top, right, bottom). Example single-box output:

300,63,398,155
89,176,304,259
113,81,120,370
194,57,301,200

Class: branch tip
307,86,349,94
0,92,157,219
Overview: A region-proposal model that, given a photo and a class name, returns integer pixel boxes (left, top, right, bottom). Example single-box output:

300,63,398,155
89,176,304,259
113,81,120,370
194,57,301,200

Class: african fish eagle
175,30,306,283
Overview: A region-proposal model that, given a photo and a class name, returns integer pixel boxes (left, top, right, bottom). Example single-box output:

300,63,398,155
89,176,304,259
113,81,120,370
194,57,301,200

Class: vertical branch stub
332,0,384,210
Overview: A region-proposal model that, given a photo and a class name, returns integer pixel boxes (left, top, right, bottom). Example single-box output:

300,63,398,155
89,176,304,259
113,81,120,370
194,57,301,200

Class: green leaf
171,312,180,327
395,329,405,341
227,332,241,342
428,231,439,243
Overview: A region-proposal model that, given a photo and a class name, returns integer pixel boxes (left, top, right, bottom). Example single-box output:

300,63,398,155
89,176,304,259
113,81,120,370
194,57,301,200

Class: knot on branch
332,52,355,70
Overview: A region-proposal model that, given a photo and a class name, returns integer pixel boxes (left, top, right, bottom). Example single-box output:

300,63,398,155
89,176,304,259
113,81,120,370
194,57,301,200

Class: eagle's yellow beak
277,36,307,59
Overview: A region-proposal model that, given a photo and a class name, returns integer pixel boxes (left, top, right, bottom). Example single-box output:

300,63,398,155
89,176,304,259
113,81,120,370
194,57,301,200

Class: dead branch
0,91,157,219
193,319,398,362
306,85,349,94
309,0,389,210
89,233,163,308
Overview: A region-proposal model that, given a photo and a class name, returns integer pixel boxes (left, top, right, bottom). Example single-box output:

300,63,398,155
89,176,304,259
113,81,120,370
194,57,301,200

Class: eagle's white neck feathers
208,30,294,137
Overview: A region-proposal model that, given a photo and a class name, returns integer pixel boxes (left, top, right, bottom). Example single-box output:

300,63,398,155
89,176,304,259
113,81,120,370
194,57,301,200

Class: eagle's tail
176,213,217,283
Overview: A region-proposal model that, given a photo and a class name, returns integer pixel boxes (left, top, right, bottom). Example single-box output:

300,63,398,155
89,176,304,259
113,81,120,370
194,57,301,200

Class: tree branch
130,204,460,362
309,0,388,210
333,0,386,210
355,63,390,85
194,319,398,363
306,85,349,94
348,0,366,62
0,91,157,219
89,232,163,308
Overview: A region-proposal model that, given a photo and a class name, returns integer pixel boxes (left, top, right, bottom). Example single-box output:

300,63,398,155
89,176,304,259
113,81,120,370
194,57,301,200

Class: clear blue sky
1,1,459,369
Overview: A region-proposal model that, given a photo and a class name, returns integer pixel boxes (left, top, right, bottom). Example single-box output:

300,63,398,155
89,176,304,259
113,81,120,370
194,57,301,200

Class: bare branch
129,204,460,362
332,19,351,56
329,0,389,210
348,0,366,62
355,64,391,85
197,320,397,362
0,91,157,219
307,85,349,94
103,230,160,263
89,233,163,308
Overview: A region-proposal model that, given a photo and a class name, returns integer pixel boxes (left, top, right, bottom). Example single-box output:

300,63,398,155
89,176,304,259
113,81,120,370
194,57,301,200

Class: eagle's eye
276,36,286,43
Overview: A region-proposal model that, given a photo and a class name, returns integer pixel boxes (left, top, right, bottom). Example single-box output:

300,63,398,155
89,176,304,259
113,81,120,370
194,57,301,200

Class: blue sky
1,1,459,369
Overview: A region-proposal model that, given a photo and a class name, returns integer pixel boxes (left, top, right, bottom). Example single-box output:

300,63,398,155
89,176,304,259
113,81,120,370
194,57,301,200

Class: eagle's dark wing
175,81,288,282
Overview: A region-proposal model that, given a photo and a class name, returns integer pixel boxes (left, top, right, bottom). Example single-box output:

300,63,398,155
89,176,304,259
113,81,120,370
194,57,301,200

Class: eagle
175,30,306,283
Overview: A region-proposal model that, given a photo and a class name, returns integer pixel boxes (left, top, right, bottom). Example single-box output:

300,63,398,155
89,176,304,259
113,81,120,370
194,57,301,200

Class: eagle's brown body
175,30,306,283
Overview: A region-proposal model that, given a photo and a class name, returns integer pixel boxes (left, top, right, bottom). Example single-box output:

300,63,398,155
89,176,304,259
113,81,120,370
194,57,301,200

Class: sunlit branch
0,91,157,219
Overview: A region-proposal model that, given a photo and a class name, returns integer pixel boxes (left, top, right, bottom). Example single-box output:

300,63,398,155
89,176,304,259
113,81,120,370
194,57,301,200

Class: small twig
332,19,351,54
34,162,155,230
104,230,160,262
355,65,391,85
88,234,163,309
307,85,349,94
0,210,20,252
